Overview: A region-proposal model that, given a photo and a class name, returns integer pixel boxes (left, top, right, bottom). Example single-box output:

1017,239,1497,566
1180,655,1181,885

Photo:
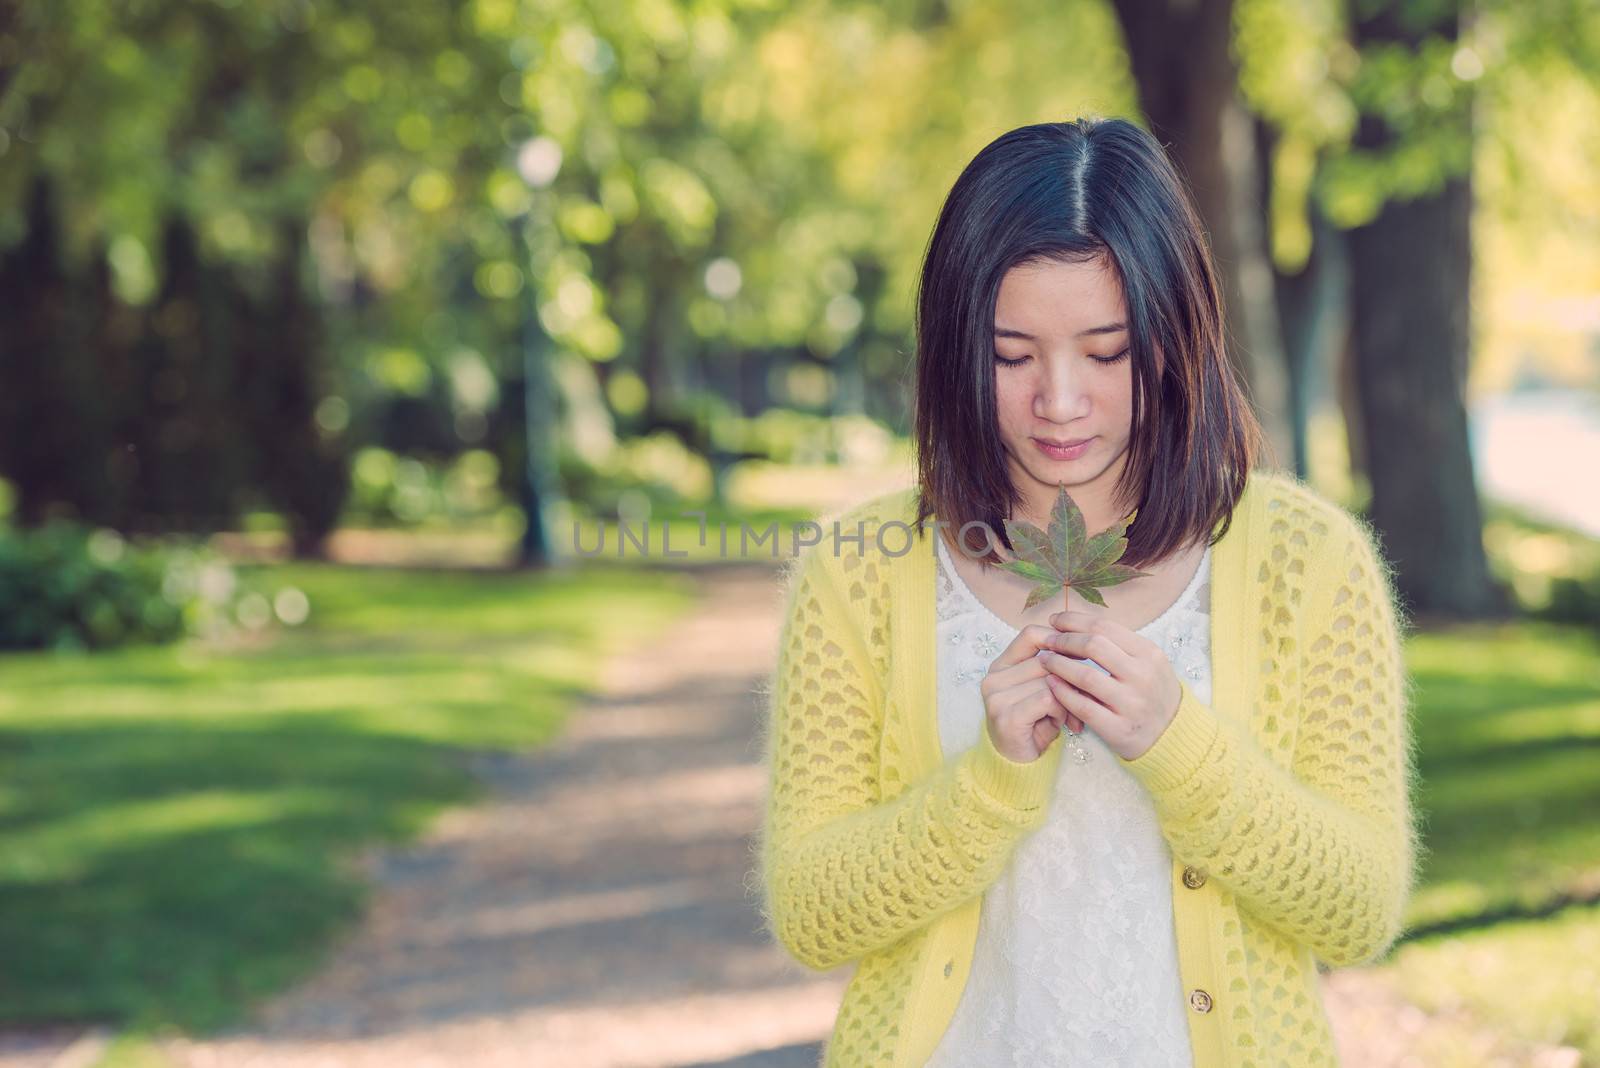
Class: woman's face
991,255,1135,530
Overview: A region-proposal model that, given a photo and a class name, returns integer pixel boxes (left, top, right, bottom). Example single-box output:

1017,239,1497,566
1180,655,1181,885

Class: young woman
757,116,1422,1068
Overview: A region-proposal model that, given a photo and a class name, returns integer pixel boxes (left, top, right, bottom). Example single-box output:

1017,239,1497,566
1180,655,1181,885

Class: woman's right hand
979,624,1087,763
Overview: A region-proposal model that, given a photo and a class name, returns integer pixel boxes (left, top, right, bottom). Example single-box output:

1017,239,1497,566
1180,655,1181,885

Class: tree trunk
1344,0,1508,622
1113,0,1294,471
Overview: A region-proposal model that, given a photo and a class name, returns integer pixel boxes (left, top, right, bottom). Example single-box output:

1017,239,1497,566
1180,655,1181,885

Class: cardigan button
943,959,954,978
1189,989,1213,1013
1182,866,1207,889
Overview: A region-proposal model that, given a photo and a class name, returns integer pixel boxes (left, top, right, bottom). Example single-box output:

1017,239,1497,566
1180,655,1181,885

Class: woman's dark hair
912,115,1268,570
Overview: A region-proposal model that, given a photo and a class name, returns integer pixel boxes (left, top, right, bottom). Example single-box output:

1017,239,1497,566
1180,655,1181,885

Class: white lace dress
923,533,1213,1068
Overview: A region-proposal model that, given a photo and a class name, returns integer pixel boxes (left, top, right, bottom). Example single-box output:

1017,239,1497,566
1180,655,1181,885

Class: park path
1,560,1580,1068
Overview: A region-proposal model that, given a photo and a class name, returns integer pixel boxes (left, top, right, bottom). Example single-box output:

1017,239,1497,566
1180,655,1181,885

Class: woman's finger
989,662,1086,734
992,624,1066,669
982,625,1080,698
1036,645,1126,713
1044,673,1113,728
1037,646,1125,712
981,627,1092,736
993,653,1085,716
1044,627,1140,683
1050,612,1146,675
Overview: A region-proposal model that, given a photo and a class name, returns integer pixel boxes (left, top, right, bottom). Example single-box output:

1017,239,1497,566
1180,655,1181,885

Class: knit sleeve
1113,510,1422,969
755,541,1065,973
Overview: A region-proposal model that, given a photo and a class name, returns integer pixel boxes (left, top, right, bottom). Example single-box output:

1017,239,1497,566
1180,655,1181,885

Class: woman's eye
994,349,1130,368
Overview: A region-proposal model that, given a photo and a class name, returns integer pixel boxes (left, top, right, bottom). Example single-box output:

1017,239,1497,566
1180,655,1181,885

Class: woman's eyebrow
994,322,1127,340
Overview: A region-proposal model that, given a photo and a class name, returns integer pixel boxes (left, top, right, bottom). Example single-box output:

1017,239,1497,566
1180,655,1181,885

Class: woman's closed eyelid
994,348,1130,367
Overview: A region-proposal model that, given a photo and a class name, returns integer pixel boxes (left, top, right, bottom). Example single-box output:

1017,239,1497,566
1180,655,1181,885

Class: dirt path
1,561,1578,1068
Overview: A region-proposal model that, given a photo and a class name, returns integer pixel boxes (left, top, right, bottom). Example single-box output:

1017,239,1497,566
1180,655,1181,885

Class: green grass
1386,900,1600,1062
1373,617,1600,1062
0,558,695,1034
1405,620,1600,933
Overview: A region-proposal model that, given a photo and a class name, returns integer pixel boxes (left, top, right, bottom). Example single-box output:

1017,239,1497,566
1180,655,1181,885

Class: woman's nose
1034,368,1091,422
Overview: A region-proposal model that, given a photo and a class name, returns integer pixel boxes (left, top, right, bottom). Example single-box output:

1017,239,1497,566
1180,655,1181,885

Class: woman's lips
1033,436,1094,460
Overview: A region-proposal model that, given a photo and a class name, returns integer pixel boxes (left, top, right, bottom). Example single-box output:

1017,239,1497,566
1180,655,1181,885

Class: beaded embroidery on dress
926,533,1212,1067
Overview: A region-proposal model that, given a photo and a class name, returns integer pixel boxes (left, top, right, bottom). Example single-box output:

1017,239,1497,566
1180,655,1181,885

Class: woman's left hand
1035,609,1183,761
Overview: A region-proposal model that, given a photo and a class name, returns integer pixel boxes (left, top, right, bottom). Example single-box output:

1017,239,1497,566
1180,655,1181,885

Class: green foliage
558,431,713,518
4,0,1594,529
0,522,225,652
346,447,508,526
1482,501,1600,631
734,409,894,466
1541,571,1600,629
553,408,903,521
0,0,1144,493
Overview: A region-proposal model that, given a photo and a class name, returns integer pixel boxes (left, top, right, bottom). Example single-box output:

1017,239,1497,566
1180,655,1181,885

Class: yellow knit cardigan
755,468,1423,1067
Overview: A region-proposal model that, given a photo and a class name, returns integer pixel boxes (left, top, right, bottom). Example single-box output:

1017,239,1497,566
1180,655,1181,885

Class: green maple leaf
997,484,1153,609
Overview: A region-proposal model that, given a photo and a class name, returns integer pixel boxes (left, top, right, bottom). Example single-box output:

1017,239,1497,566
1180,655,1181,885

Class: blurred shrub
0,521,277,652
1543,571,1600,627
1483,502,1600,629
559,430,711,517
556,411,903,518
346,446,507,526
732,409,893,466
